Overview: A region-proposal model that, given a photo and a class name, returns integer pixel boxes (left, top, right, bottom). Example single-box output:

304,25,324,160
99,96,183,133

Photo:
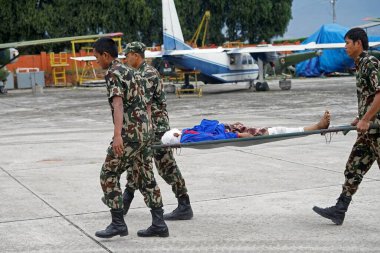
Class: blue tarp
296,24,380,77
180,119,238,143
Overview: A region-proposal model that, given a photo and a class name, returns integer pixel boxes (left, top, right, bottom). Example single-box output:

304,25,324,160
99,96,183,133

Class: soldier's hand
112,135,124,156
356,119,370,133
351,117,359,126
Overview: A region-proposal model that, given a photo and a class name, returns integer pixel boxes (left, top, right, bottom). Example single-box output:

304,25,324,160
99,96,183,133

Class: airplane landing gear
248,80,256,91
181,74,194,93
0,85,7,94
279,79,291,90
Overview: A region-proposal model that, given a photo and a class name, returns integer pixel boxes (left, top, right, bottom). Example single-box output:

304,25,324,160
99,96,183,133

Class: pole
331,0,337,23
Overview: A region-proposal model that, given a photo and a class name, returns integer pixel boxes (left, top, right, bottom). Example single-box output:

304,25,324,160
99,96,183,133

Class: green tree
174,0,292,45
225,0,292,43
0,0,293,52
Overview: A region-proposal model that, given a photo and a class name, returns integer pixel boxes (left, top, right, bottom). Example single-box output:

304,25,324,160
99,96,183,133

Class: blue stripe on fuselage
163,33,193,50
163,54,258,83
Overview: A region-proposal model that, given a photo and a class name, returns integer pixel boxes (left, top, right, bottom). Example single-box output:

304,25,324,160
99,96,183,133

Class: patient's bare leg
303,111,330,131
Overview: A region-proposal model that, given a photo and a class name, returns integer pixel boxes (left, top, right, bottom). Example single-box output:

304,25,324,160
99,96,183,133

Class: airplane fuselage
164,51,259,84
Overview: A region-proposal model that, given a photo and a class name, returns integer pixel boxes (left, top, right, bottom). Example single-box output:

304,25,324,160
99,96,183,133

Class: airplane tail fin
162,0,192,50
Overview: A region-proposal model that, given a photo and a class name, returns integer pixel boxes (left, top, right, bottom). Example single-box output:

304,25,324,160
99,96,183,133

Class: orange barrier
6,51,102,86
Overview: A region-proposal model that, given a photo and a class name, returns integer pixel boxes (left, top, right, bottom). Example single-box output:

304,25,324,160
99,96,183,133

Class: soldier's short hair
123,41,146,58
93,38,118,58
345,28,369,50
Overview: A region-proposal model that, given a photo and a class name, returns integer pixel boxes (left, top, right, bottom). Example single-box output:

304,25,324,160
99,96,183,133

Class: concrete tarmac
1,77,380,252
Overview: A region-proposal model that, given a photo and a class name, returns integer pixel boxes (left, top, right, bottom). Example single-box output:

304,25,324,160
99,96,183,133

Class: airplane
0,32,123,94
156,0,380,91
71,0,380,91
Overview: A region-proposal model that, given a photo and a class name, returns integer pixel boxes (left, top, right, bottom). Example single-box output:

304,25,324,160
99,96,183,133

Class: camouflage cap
123,41,146,55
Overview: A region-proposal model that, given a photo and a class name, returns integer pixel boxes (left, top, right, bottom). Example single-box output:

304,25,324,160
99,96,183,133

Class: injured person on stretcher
161,111,330,145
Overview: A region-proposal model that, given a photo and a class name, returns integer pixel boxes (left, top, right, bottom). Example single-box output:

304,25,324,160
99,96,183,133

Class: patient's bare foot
304,111,330,131
317,110,330,129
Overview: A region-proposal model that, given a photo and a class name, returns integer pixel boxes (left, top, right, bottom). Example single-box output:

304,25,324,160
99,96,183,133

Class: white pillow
161,128,182,145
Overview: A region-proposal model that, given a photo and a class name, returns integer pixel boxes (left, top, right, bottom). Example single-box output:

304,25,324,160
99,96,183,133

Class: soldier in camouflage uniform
122,41,193,221
92,38,168,238
0,66,9,94
313,28,380,225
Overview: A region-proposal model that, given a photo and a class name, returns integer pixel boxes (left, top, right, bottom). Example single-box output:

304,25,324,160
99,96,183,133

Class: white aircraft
158,0,380,91
72,0,380,91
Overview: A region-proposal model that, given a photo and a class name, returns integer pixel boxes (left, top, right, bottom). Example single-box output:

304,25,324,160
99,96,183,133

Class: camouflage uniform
124,42,188,198
342,51,380,196
100,59,163,209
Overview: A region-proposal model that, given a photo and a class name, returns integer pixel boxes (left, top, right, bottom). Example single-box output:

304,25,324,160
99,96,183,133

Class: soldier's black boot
312,194,352,225
163,194,193,220
122,189,135,215
95,209,128,238
137,208,169,237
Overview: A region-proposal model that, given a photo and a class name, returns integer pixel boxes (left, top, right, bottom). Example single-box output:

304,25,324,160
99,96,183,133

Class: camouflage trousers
342,133,380,196
100,141,163,209
126,131,188,198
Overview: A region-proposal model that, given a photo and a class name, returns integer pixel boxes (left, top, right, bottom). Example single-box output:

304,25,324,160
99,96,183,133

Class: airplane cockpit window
230,56,236,65
248,56,253,64
242,56,248,65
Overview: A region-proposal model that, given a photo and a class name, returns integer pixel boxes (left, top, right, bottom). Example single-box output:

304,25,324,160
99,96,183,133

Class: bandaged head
161,128,182,145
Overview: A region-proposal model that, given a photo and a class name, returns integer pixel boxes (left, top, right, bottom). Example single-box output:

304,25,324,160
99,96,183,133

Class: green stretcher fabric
152,125,378,150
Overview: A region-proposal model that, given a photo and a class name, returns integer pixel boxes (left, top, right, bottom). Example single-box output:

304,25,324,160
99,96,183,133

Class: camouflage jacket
137,61,170,133
105,59,151,142
355,51,380,134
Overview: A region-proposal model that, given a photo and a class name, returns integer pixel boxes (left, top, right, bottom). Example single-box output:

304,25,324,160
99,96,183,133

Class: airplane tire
181,84,194,94
255,82,269,92
0,86,7,94
279,80,291,90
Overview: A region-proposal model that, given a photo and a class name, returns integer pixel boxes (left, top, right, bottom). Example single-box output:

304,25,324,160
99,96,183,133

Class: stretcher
152,125,379,150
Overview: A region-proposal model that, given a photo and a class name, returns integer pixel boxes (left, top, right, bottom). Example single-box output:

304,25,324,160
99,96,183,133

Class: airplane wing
70,55,125,62
354,17,380,29
0,32,123,49
70,50,163,61
226,42,380,54
354,22,380,29
70,42,380,62
145,50,164,58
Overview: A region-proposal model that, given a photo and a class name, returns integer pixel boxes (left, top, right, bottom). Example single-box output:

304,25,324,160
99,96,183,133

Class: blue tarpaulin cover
296,24,380,77
180,119,238,143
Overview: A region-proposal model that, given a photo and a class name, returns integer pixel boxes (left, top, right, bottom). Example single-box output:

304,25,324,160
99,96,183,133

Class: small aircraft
71,0,380,91
158,0,380,91
0,32,123,94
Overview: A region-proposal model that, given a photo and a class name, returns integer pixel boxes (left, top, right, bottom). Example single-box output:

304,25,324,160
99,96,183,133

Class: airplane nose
9,48,19,63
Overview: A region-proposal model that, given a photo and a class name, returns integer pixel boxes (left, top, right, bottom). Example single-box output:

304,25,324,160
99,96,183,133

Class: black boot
122,189,134,215
95,209,128,238
137,208,169,237
163,194,193,220
312,194,352,225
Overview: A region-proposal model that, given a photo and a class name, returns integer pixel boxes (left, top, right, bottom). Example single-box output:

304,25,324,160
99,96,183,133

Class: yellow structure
175,71,202,98
188,11,210,48
71,37,122,85
50,52,69,86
